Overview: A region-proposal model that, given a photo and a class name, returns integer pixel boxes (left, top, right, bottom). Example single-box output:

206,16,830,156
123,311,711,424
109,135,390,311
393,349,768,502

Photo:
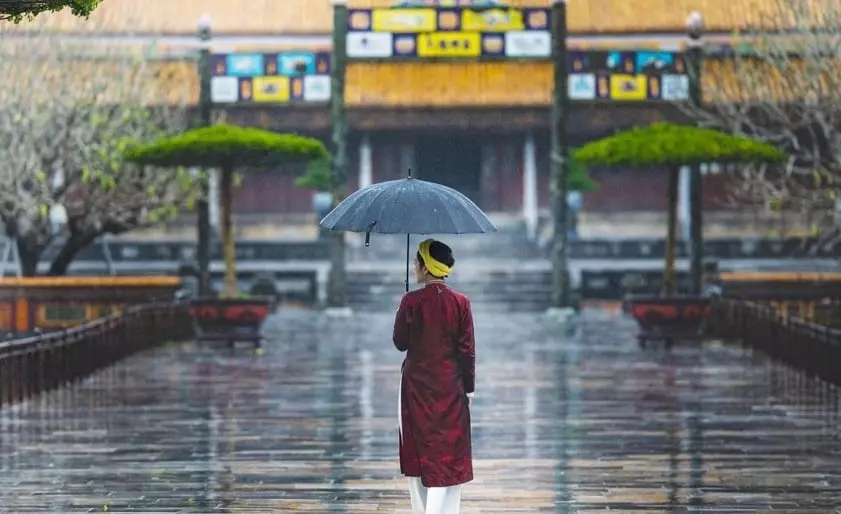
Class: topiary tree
295,156,333,192
125,124,328,298
574,122,785,294
1,0,101,21
567,156,599,193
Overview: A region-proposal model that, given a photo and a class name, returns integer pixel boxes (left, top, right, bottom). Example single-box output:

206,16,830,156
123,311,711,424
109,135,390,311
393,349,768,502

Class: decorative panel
346,5,551,60
568,50,690,102
210,52,332,105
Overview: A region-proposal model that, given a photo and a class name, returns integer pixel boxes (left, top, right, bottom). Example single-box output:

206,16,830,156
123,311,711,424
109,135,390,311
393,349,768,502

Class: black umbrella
320,171,497,292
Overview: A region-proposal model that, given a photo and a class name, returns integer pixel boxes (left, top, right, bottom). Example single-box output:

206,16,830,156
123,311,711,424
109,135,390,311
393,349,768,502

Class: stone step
347,229,543,261
350,302,550,312
347,271,553,312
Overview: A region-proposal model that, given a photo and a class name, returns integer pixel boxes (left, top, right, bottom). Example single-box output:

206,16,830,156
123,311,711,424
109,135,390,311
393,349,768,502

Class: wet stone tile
0,310,840,512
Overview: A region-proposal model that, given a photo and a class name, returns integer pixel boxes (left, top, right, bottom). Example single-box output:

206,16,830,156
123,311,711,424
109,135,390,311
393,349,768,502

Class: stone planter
624,295,711,348
188,297,274,348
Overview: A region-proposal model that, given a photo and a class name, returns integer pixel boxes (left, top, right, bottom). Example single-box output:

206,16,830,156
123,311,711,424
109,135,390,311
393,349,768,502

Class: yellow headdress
417,239,451,278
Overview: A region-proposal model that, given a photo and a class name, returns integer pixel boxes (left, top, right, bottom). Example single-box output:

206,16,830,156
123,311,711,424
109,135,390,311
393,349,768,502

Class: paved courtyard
0,310,840,512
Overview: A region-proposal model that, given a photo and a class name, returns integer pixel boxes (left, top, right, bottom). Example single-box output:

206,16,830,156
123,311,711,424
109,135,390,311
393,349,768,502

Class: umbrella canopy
574,122,786,168
320,177,497,235
123,124,327,169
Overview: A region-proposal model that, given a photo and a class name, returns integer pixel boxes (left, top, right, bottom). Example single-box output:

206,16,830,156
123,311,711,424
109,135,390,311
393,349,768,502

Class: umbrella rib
373,183,409,234
440,193,465,235
458,193,493,233
440,189,489,234
329,183,389,232
358,185,394,232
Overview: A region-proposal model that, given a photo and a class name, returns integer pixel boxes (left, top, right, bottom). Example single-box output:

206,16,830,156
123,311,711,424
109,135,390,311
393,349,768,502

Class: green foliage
295,156,332,191
74,105,195,227
567,156,598,192
573,122,787,168
123,124,328,170
3,0,102,21
295,154,599,192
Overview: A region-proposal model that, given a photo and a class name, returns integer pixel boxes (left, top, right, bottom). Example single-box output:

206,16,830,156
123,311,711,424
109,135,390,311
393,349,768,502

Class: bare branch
684,0,841,240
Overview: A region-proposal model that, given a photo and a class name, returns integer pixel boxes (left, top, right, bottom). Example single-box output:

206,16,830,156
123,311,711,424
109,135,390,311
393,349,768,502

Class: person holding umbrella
393,238,475,514
319,171,494,513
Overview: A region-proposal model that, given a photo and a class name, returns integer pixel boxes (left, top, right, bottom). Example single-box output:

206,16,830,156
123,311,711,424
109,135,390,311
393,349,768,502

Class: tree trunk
220,166,237,298
47,234,95,276
15,238,40,276
664,166,680,295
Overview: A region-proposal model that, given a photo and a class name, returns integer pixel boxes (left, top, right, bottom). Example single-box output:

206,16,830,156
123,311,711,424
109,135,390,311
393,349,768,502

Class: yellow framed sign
346,5,551,60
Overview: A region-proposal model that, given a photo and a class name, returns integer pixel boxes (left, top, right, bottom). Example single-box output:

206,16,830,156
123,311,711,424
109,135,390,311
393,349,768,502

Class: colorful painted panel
346,6,551,60
567,50,690,101
210,52,332,104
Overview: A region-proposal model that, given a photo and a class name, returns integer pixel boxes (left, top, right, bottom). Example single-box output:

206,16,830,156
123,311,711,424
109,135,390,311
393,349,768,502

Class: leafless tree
0,17,196,275
687,0,841,241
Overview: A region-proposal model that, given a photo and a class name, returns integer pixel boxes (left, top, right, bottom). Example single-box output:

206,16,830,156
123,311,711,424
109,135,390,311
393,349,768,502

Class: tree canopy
124,124,328,170
1,0,102,21
573,122,786,168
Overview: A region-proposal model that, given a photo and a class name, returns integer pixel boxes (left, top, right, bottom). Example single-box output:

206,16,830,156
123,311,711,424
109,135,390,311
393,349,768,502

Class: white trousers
408,477,462,514
400,370,463,514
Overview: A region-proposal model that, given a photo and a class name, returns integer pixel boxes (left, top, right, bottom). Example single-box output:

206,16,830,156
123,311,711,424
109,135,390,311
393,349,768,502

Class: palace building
5,0,811,236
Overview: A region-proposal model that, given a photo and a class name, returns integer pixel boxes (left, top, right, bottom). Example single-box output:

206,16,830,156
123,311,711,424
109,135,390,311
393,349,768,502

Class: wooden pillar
549,0,571,309
327,0,349,309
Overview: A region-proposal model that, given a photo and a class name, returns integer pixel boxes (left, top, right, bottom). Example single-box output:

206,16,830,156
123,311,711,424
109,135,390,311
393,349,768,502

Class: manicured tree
125,124,328,298
1,0,101,21
574,122,785,294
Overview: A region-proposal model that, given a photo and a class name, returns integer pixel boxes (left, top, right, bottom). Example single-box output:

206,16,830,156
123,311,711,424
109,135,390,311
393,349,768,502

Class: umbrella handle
364,220,377,247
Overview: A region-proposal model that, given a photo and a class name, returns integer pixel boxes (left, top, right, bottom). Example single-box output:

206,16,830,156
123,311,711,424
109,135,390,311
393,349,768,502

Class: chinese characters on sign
210,52,332,104
567,50,690,101
346,6,551,59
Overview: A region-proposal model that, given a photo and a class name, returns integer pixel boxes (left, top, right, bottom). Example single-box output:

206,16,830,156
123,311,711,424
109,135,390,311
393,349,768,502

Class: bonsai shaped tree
125,124,328,298
574,122,785,295
1,0,101,21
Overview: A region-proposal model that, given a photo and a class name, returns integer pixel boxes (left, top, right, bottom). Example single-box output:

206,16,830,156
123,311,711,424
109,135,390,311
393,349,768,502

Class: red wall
231,142,359,214
229,133,738,215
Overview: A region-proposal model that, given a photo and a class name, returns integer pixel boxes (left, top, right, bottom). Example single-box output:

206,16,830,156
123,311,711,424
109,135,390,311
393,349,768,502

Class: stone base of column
324,306,354,318
544,306,577,326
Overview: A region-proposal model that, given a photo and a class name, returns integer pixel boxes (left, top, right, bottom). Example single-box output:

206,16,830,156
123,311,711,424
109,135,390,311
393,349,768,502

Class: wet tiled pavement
1,310,840,513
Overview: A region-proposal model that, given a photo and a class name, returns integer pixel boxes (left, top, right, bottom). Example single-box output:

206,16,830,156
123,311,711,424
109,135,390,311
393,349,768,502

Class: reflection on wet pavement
0,310,839,512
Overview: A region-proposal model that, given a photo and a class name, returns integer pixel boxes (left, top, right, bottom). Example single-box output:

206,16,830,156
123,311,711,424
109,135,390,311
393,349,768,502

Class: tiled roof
3,0,819,36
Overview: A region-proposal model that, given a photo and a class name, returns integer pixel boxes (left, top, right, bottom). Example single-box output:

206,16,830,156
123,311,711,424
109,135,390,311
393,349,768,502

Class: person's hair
417,240,455,271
